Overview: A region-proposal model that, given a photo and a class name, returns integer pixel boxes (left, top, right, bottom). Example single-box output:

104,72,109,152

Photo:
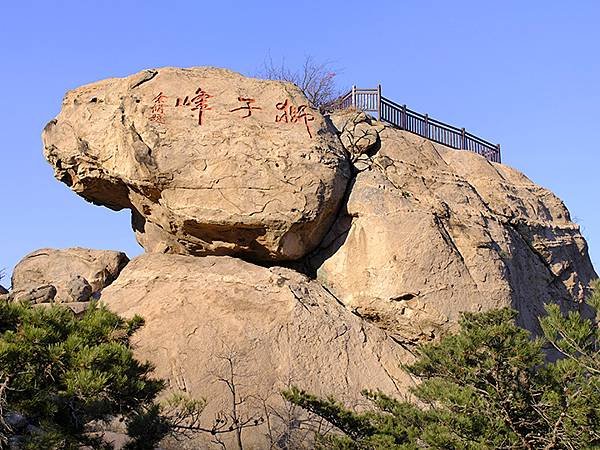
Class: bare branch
260,55,343,109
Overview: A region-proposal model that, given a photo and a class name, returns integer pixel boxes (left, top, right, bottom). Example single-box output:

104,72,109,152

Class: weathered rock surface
0,284,8,295
67,275,93,302
101,253,414,449
310,116,597,344
43,67,350,261
10,284,57,304
331,110,383,161
11,248,129,303
33,301,91,316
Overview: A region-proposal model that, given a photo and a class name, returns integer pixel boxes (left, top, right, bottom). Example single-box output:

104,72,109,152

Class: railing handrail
332,86,501,163
382,98,463,134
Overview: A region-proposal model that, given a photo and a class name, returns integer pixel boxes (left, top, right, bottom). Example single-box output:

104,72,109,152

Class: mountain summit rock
311,114,597,343
36,67,596,448
43,67,350,261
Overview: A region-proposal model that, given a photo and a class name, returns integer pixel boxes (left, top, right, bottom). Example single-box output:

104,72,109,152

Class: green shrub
0,300,164,449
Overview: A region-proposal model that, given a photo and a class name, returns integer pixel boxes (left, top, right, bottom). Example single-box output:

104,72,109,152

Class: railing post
461,128,466,149
351,85,356,109
402,104,407,130
377,84,382,120
424,114,429,138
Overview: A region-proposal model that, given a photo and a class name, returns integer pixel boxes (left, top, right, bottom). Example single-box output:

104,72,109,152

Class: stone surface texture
43,67,350,261
311,115,597,344
33,69,598,448
331,110,383,162
11,248,129,303
101,253,415,449
10,284,57,304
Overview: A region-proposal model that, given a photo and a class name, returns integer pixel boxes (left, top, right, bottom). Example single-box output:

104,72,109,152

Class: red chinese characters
149,92,168,124
149,90,317,137
175,87,212,125
275,99,315,138
229,97,261,118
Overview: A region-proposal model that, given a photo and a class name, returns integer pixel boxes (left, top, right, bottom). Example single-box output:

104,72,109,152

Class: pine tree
284,282,600,450
0,300,164,449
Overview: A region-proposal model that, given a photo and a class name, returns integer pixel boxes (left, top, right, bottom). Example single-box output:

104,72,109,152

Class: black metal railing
332,86,501,163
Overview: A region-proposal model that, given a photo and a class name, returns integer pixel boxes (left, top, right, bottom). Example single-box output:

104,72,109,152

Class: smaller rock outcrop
10,284,57,304
330,110,384,171
67,275,93,302
0,284,7,303
11,248,129,304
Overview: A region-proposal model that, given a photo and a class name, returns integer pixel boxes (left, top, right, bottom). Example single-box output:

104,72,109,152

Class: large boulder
101,253,414,449
11,248,129,303
43,67,350,261
310,117,597,344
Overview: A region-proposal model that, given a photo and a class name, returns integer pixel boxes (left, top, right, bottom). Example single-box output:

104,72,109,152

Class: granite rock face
43,67,350,261
35,68,598,447
101,253,414,449
40,65,596,348
331,110,383,158
311,119,597,344
11,248,129,303
10,284,57,304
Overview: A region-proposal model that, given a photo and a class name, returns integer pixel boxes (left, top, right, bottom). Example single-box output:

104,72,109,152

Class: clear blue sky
1,1,598,283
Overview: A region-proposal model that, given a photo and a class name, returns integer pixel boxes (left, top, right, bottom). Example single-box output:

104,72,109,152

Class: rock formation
310,114,597,343
42,67,350,261
101,253,414,448
10,248,128,305
0,284,9,303
29,67,597,448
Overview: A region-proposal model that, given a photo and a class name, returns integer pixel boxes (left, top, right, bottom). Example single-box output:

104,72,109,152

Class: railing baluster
377,84,382,120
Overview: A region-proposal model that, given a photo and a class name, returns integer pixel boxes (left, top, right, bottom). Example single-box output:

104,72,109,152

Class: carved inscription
229,97,261,118
149,90,316,138
175,87,212,125
275,99,315,138
149,92,168,124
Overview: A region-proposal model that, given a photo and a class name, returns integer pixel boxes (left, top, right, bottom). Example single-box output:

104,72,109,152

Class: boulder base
101,253,414,449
